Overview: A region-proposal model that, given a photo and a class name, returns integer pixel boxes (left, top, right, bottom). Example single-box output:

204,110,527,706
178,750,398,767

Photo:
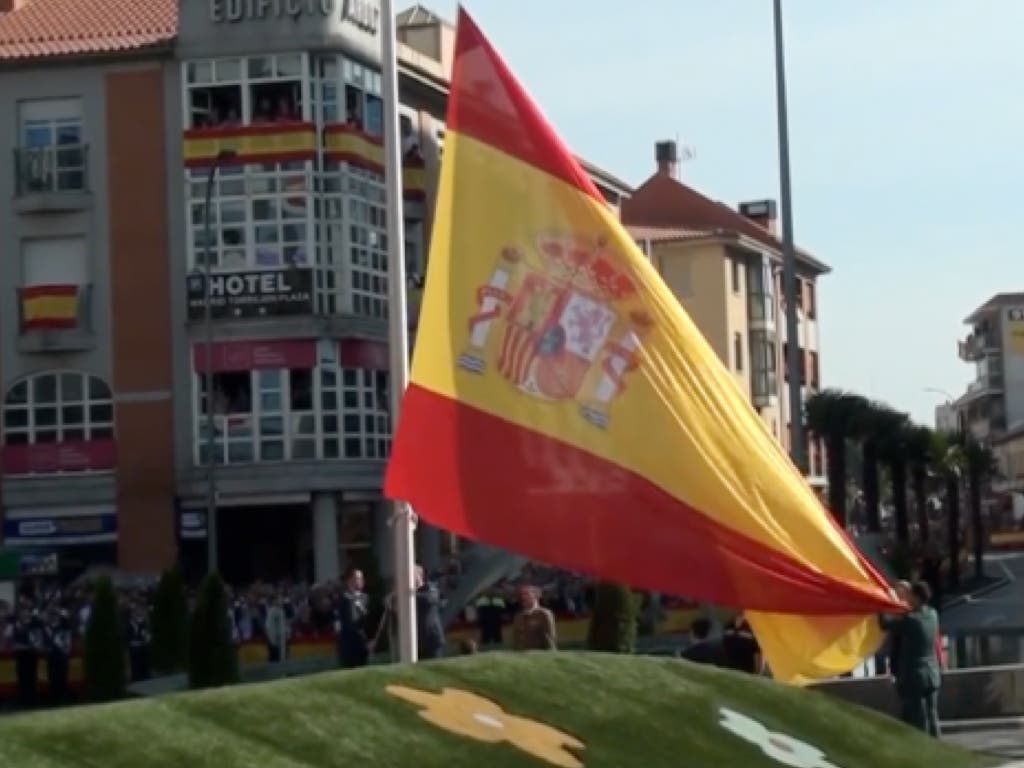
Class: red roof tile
622,173,830,273
626,225,713,243
0,0,177,61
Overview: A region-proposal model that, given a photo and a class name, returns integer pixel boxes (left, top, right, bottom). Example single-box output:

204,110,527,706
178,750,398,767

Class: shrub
83,576,126,702
150,566,189,675
586,582,637,653
187,573,238,689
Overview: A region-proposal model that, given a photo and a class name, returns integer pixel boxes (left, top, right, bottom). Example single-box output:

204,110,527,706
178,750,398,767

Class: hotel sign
187,268,314,320
209,0,380,33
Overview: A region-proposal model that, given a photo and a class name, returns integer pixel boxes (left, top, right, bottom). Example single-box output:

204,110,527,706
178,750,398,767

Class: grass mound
0,652,995,768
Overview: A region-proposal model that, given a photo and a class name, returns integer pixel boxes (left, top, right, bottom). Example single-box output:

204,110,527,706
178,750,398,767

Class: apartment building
624,141,830,485
0,0,626,583
955,292,1024,497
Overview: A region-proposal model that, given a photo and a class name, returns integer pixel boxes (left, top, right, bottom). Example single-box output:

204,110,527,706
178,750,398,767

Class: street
942,553,1024,635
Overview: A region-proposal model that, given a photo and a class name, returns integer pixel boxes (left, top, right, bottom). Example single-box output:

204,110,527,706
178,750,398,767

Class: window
320,366,390,459
809,350,820,390
18,98,85,193
22,237,88,287
749,330,777,399
194,363,390,465
734,332,744,372
806,281,817,319
2,372,113,447
731,258,741,293
342,58,383,135
185,54,303,128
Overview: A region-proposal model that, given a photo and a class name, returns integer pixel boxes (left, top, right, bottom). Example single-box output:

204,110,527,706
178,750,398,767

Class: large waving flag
385,8,902,682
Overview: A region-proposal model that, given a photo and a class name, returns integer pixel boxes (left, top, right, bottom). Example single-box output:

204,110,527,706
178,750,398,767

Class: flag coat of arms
385,7,903,683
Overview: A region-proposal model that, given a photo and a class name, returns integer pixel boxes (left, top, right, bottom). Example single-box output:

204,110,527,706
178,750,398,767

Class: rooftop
0,0,177,61
964,292,1024,324
622,171,831,275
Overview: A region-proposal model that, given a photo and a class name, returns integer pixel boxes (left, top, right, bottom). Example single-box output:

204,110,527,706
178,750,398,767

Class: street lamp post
203,149,236,576
773,0,806,472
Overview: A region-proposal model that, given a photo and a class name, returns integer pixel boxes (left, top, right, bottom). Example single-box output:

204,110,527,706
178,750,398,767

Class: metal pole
773,0,806,472
381,0,418,664
203,150,234,576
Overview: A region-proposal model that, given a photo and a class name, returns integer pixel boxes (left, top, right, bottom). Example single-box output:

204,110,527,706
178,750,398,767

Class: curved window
2,371,113,446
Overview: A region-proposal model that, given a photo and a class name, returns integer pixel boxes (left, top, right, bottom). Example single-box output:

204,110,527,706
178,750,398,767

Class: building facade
624,141,830,486
0,1,625,584
954,292,1024,499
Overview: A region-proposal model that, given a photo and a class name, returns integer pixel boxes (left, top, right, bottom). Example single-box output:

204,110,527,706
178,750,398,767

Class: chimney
655,140,679,179
738,199,778,234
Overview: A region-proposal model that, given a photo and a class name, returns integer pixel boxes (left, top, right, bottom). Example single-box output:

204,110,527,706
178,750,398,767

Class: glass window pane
343,415,360,434
36,407,57,427
6,381,28,406
216,58,242,81
292,439,316,460
259,370,282,389
322,414,339,434
90,404,113,423
89,377,112,400
229,441,254,463
260,416,284,436
276,54,302,78
324,438,339,458
344,438,362,457
188,61,213,84
261,441,284,460
60,373,84,402
261,391,282,411
248,57,272,79
62,405,84,426
33,375,57,404
3,408,28,429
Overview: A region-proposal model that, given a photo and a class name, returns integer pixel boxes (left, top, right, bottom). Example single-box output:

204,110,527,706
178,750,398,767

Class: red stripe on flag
386,384,901,617
449,8,604,205
21,284,78,299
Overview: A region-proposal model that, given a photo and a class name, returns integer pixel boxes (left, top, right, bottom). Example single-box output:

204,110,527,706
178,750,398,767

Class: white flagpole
380,0,418,664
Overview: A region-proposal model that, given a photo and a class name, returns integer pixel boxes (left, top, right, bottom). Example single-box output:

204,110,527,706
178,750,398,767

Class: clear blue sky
424,0,1022,426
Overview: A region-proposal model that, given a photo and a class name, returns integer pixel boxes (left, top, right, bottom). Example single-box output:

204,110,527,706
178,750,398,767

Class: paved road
942,553,1024,635
946,727,1024,762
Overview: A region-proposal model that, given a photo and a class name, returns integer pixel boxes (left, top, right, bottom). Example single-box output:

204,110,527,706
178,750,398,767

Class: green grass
0,652,995,768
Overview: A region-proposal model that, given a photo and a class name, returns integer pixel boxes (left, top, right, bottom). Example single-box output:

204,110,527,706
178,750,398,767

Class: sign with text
209,0,380,33
4,515,117,545
193,339,317,373
187,268,313,321
0,440,117,476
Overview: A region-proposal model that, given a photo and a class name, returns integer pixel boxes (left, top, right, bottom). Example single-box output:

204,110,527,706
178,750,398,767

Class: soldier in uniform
512,585,557,651
127,602,152,682
415,565,445,660
13,605,45,708
336,567,370,668
475,589,507,647
880,580,943,737
45,608,73,706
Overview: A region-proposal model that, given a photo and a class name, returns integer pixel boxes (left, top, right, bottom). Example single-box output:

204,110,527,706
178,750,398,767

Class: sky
423,0,1023,426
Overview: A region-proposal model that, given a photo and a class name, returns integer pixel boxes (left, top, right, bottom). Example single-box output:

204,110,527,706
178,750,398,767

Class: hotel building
0,0,639,584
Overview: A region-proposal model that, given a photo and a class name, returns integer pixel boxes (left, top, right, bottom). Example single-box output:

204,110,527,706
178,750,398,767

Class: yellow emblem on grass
386,685,585,768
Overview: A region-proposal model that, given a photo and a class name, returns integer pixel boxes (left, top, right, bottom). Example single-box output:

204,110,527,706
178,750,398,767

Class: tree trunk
892,459,909,545
969,470,985,581
826,435,847,526
912,466,928,543
863,440,880,533
946,472,960,590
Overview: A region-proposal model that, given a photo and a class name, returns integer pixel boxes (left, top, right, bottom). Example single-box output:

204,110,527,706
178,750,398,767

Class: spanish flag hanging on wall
385,9,903,683
21,284,79,330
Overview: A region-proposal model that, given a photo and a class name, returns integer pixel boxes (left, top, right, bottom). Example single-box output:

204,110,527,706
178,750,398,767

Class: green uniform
879,606,941,737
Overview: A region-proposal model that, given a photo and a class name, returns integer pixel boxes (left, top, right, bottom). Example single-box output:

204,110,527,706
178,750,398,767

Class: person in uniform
415,565,445,660
336,567,370,668
880,580,943,737
512,585,557,651
45,608,73,706
475,589,507,647
127,602,152,682
13,605,45,708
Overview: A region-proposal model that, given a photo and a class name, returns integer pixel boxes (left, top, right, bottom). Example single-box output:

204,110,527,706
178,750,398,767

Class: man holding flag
381,6,905,682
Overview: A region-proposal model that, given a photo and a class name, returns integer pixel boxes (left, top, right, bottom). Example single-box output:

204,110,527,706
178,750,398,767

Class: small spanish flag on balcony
21,284,79,330
404,158,427,201
183,122,317,168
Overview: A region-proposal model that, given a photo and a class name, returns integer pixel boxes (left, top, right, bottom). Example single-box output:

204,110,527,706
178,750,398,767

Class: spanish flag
385,9,903,683
21,284,79,330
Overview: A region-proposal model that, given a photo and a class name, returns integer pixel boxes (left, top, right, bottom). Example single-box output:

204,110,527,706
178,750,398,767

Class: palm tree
876,411,913,545
904,425,935,543
857,402,904,535
962,436,999,581
933,431,964,590
805,390,869,527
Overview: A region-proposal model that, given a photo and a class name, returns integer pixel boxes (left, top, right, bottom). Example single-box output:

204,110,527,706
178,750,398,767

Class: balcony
13,144,91,213
958,330,999,362
747,290,776,329
16,283,95,353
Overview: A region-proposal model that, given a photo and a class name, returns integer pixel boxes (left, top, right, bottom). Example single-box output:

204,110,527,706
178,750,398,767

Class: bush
188,573,238,690
150,566,189,675
586,582,637,653
83,576,126,702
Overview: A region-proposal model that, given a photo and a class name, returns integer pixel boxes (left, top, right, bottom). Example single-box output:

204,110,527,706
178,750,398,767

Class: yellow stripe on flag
23,294,77,322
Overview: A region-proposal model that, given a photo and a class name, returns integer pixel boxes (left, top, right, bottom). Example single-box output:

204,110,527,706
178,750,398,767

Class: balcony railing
14,144,89,197
958,331,999,362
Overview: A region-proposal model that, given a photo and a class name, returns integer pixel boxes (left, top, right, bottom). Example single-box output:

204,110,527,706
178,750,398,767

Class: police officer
13,605,45,708
336,567,370,668
127,602,152,682
415,565,445,660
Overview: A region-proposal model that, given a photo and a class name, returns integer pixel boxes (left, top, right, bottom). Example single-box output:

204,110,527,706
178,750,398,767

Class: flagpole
773,0,806,472
381,0,418,664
